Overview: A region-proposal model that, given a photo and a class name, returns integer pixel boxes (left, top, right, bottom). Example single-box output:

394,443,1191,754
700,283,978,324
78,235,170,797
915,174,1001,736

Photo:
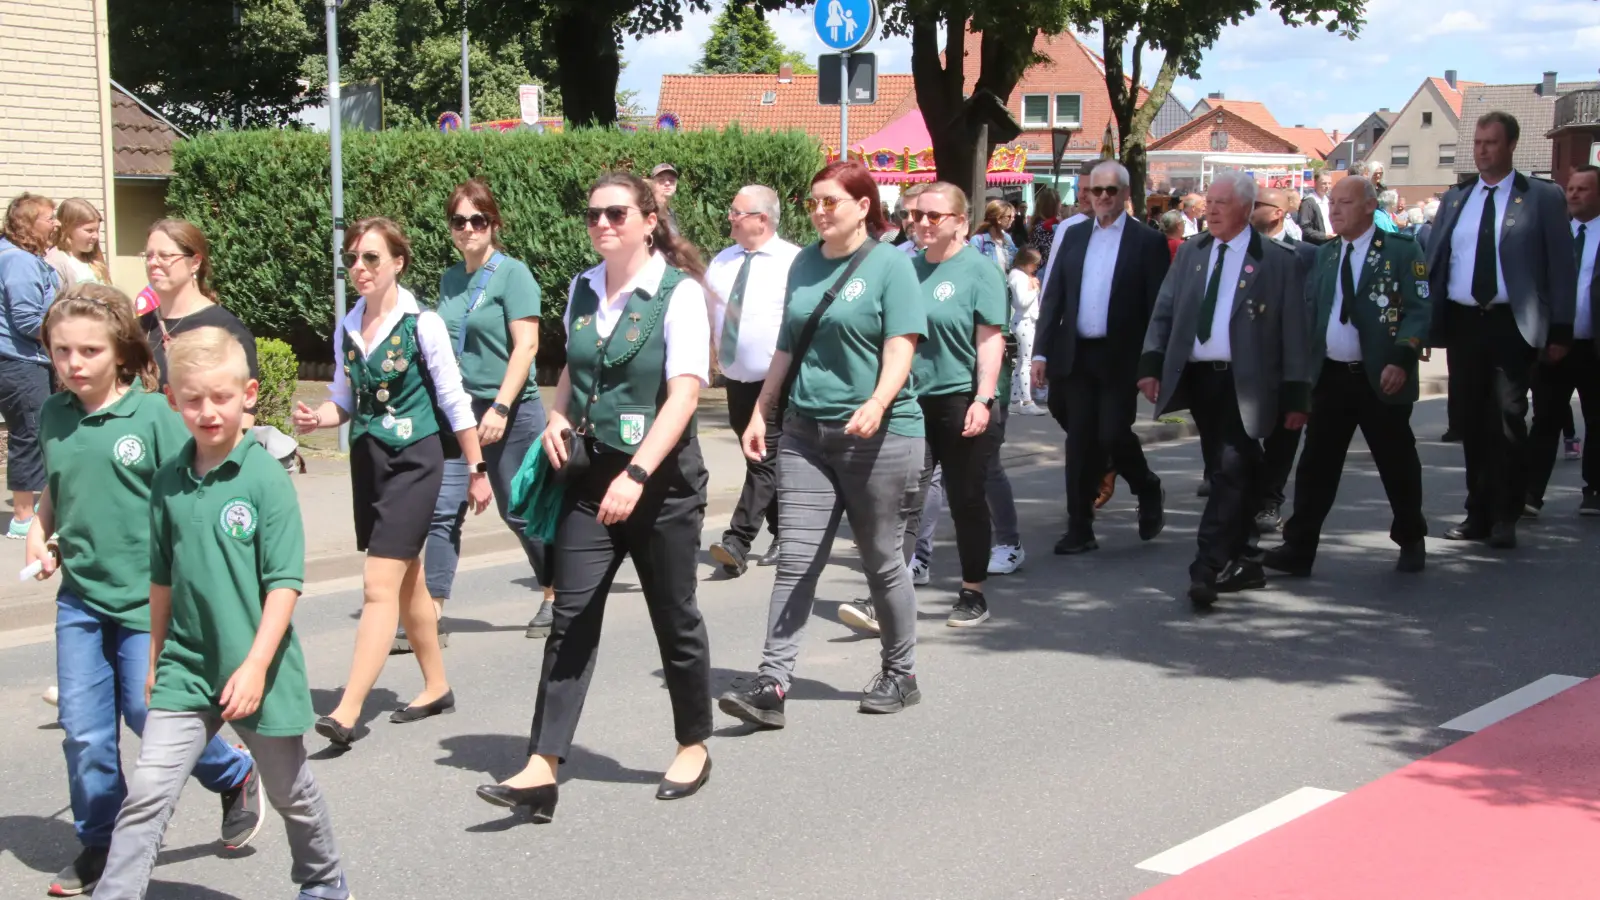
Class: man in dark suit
1032,159,1171,553
1427,111,1578,548
1297,171,1335,245
1526,164,1600,516
1265,176,1431,577
1138,171,1312,608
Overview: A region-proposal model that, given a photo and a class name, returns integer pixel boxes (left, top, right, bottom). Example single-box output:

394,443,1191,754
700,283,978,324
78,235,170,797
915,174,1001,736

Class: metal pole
325,0,348,451
839,51,850,158
461,0,471,128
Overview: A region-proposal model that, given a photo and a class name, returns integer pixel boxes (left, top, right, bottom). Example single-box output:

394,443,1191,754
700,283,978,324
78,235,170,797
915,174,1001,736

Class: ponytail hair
588,171,705,280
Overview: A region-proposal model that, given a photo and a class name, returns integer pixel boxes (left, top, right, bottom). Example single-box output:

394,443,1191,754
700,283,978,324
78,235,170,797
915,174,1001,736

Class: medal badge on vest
345,319,423,443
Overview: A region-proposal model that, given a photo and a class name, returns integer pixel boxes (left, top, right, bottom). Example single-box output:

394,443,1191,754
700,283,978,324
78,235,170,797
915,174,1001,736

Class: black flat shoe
656,756,712,801
1488,521,1517,549
390,690,456,724
1396,540,1426,573
1262,547,1313,577
1188,579,1218,610
314,716,359,746
1053,533,1099,555
475,782,558,824
1444,520,1490,541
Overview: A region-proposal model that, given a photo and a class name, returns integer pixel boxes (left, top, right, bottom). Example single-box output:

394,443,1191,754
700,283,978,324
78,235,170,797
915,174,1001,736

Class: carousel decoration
824,111,1031,185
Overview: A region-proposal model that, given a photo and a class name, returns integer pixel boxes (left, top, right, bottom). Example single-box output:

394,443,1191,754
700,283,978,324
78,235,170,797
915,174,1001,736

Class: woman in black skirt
475,172,713,823
292,216,492,747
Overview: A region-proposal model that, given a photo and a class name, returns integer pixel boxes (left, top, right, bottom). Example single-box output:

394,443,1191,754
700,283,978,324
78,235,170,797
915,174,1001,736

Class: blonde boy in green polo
94,327,352,900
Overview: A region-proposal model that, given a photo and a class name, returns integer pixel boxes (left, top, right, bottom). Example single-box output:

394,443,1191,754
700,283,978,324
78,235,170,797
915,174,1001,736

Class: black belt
1188,360,1231,371
1325,359,1364,372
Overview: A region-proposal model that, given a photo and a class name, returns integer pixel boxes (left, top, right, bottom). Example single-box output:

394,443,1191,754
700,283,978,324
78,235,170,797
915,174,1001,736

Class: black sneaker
1255,504,1282,533
859,671,921,714
48,846,107,897
219,759,263,849
526,599,554,638
1581,494,1600,517
838,598,880,633
946,589,989,627
718,675,786,728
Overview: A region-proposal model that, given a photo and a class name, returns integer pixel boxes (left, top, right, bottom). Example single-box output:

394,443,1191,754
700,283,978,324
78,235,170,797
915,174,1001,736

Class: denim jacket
968,231,1015,272
0,237,58,364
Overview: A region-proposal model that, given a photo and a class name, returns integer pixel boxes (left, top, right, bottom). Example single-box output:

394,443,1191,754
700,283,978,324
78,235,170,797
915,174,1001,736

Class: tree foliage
695,4,815,75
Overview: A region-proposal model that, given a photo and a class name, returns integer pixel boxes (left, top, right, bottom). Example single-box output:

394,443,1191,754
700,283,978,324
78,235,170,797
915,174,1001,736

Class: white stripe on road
1135,787,1345,876
1438,674,1587,732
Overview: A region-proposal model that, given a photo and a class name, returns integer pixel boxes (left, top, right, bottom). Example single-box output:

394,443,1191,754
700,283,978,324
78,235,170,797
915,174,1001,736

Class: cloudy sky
621,0,1600,136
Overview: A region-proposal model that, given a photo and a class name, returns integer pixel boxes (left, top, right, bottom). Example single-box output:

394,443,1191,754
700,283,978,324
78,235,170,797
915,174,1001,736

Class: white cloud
1425,11,1489,37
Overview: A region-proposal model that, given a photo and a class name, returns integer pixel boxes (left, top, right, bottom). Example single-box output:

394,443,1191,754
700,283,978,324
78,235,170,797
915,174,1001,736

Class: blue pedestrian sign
814,0,877,52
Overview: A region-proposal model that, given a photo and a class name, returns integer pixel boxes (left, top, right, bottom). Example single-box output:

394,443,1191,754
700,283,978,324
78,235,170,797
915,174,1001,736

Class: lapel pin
1244,265,1254,274
1239,280,1247,288
1514,197,1523,205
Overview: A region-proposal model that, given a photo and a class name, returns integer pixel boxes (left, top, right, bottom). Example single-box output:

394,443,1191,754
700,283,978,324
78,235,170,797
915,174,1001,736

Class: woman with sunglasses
406,180,554,655
717,159,927,729
291,217,492,748
969,199,1016,271
475,172,713,823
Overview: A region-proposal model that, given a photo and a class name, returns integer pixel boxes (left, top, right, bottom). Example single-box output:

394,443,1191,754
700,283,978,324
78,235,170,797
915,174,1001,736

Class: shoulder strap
779,240,876,416
456,251,505,356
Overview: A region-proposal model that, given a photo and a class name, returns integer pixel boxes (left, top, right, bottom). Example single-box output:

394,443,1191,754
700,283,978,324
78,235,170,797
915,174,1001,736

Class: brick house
1144,107,1310,193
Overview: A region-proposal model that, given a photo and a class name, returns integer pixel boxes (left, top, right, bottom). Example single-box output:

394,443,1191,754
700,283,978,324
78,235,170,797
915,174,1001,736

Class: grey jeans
759,416,923,690
94,710,344,899
911,403,1019,564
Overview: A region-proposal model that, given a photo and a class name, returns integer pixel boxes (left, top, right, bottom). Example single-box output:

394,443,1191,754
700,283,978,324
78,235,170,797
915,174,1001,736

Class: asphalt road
1,397,1597,900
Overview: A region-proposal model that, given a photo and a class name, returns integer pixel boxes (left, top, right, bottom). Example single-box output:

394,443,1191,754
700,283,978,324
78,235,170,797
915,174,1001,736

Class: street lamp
325,0,349,450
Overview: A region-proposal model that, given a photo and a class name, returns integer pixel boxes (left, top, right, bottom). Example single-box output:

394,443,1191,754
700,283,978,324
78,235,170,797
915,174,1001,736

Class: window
1054,94,1082,127
1391,145,1410,168
1422,111,1433,127
1357,142,1367,154
1374,126,1386,142
1335,159,1349,171
1439,143,1456,166
760,91,776,106
1210,130,1229,151
1021,94,1049,127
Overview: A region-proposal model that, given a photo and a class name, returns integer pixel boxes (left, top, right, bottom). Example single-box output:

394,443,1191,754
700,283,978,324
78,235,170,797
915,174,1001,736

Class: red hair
812,160,889,238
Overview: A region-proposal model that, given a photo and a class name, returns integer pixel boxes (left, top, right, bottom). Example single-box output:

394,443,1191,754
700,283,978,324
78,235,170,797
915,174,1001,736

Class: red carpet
1137,676,1600,899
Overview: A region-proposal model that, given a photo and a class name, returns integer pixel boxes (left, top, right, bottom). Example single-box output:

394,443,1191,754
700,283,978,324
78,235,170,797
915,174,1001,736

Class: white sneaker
908,558,931,586
1020,403,1048,416
42,685,58,707
987,544,1025,575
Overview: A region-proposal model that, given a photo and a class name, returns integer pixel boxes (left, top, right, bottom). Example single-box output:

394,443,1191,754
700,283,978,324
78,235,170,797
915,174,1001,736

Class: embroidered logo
219,499,258,541
620,414,646,446
933,281,956,302
842,278,867,303
112,435,147,467
394,418,414,440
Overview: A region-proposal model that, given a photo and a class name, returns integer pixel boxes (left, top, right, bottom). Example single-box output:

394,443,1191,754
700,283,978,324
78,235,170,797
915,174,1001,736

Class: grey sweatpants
759,416,923,690
94,710,343,899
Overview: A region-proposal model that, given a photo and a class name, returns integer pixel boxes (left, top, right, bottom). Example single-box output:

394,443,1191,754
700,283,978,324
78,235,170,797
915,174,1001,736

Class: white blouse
564,251,711,386
328,286,476,432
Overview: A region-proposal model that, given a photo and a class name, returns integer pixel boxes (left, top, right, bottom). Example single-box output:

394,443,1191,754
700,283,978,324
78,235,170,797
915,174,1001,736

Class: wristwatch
624,463,651,485
471,461,489,475
490,402,511,417
975,395,995,410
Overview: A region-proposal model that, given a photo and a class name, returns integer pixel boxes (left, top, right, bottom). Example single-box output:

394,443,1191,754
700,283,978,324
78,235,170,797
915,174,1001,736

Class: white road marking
1135,787,1345,875
1438,674,1587,732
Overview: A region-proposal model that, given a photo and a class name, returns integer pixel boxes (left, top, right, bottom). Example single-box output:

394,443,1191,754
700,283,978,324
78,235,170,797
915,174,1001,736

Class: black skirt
351,433,445,559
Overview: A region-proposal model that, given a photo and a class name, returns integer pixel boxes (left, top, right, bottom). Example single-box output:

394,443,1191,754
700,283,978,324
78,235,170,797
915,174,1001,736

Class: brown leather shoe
1095,469,1117,509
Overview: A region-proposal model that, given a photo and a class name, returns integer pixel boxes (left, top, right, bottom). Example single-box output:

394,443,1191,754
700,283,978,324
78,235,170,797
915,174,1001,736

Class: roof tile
111,85,179,178
1453,80,1600,175
657,73,916,150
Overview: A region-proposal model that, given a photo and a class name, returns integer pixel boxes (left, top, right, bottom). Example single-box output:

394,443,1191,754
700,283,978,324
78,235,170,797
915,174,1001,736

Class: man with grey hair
1376,189,1400,232
1180,192,1205,237
706,185,802,576
1138,170,1312,607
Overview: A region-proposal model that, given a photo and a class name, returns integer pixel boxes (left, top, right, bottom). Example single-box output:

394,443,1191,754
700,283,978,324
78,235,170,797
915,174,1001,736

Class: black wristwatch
490,402,511,417
624,463,650,485
975,395,995,410
471,461,489,474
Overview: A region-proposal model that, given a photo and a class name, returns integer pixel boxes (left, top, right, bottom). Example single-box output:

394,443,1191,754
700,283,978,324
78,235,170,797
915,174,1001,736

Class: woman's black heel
475,783,559,824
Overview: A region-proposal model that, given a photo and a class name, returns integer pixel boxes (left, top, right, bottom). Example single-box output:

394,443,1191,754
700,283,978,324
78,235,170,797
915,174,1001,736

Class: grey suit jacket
1138,229,1312,440
1425,171,1577,349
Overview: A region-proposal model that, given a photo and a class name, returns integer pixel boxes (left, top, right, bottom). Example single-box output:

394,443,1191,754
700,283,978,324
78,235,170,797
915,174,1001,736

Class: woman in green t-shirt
717,159,929,729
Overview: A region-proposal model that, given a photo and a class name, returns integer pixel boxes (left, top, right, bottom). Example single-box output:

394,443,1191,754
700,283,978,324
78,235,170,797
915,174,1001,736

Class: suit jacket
1138,230,1312,439
1425,171,1577,348
1306,230,1432,404
1415,222,1433,254
1580,219,1600,353
1297,193,1334,245
1035,214,1171,383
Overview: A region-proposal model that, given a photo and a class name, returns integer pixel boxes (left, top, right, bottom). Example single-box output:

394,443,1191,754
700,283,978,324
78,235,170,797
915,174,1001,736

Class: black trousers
1528,341,1599,503
1282,361,1427,558
529,439,712,761
903,393,997,584
1184,364,1263,577
1259,424,1303,510
1050,339,1157,535
722,378,781,550
1446,304,1537,525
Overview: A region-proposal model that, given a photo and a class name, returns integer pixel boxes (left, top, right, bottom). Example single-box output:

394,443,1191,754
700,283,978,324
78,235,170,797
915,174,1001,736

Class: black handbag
777,240,877,420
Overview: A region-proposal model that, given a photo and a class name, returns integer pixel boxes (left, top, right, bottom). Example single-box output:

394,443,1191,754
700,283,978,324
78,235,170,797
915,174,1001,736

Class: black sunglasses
584,205,639,227
449,213,491,232
1086,186,1122,198
341,251,384,269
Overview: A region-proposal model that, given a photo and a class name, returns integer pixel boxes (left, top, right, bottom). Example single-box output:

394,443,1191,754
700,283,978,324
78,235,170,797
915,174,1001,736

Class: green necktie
1340,242,1357,324
718,250,754,370
1196,243,1228,343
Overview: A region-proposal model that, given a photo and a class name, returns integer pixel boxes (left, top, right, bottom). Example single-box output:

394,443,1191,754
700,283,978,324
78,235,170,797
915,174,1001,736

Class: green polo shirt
39,387,190,631
436,255,542,401
776,241,927,437
149,436,312,736
911,245,1008,397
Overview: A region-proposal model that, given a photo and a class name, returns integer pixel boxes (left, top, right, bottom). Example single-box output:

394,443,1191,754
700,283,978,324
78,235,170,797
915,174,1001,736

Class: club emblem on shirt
842,278,867,303
933,281,955,302
219,499,258,541
112,435,147,467
620,413,645,446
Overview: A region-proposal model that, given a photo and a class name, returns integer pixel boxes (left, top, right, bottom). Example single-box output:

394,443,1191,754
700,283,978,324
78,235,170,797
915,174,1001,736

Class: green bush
254,337,298,431
167,127,826,365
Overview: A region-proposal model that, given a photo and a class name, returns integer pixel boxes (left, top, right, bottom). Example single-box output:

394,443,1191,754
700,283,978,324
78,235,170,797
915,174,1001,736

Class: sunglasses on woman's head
584,205,638,227
341,251,384,269
803,196,851,214
905,209,955,225
449,213,491,232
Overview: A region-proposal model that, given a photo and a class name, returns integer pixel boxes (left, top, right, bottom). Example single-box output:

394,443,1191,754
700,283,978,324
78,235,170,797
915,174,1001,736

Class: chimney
1207,92,1225,100
1444,69,1458,89
1539,71,1557,96
1294,123,1305,128
777,64,793,84
1331,130,1343,143
1379,107,1389,112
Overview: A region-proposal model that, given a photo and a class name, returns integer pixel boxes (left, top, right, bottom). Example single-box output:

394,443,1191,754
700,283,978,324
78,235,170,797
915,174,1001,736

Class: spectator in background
47,198,109,290
651,162,681,236
1403,206,1426,238
1029,187,1061,271
1180,193,1205,237
0,193,60,538
1008,247,1046,415
970,199,1017,271
1417,199,1440,252
1008,199,1031,249
1375,189,1400,232
1298,172,1335,244
1281,191,1304,240
1158,210,1186,260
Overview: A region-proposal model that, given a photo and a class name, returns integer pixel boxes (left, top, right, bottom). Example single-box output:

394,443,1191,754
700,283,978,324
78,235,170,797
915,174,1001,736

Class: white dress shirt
329,286,476,432
1191,229,1252,362
1306,192,1329,232
1076,213,1126,338
901,241,920,258
564,251,712,386
704,235,801,383
1182,213,1200,238
1040,212,1089,292
1282,215,1303,241
1576,215,1598,340
1327,226,1376,363
1447,172,1514,306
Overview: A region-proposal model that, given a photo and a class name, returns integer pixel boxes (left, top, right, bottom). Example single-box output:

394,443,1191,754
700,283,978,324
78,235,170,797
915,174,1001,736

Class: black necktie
1576,223,1587,271
1472,186,1499,307
1196,244,1227,343
1340,242,1357,324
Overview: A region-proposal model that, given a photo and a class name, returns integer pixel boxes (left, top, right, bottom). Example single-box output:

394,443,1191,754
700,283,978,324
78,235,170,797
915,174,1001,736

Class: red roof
1148,108,1302,155
656,73,917,150
1191,98,1337,158
1426,76,1482,118
1280,126,1334,159
1194,99,1281,133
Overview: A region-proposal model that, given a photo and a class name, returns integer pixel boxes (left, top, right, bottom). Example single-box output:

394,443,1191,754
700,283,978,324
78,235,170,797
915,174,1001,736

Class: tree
695,3,815,74
1069,0,1365,215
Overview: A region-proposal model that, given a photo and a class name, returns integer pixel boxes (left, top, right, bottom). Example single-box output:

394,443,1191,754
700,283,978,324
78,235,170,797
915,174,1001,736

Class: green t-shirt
776,241,927,437
911,245,1008,397
436,255,542,401
40,387,191,631
149,436,312,736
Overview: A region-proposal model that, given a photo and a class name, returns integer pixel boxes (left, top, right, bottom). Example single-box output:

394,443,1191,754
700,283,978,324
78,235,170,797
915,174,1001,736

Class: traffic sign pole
840,51,850,157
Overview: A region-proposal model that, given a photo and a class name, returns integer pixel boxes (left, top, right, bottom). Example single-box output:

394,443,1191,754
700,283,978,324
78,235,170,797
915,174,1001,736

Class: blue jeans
424,395,551,599
56,589,252,847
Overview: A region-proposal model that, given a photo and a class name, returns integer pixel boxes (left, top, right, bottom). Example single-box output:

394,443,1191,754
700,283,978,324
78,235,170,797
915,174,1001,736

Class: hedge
167,127,826,366
254,337,298,432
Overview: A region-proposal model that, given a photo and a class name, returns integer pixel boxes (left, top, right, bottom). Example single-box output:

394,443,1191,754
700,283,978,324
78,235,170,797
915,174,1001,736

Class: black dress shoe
1443,520,1491,541
1138,485,1166,541
1054,532,1099,555
390,690,456,724
1396,540,1426,573
475,782,558,824
1215,559,1267,593
1255,504,1283,534
656,756,712,801
1197,479,1212,498
1440,429,1462,443
709,539,748,577
1188,578,1218,610
758,541,782,566
314,716,360,746
1489,521,1517,549
1262,546,1313,577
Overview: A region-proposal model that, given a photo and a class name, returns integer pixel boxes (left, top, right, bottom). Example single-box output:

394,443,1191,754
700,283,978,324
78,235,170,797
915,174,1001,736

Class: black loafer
1396,540,1426,573
1053,533,1099,555
656,756,712,801
1444,520,1490,541
709,540,748,577
1488,521,1517,549
1138,485,1166,541
1262,547,1313,577
1188,579,1218,610
314,716,360,746
758,541,782,567
390,690,456,724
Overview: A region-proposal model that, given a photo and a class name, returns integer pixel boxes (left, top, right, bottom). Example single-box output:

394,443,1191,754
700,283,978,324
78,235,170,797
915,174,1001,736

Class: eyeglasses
449,213,491,232
142,251,192,265
341,251,384,269
803,196,851,214
1087,186,1122,198
584,206,638,227
728,208,763,219
905,209,956,225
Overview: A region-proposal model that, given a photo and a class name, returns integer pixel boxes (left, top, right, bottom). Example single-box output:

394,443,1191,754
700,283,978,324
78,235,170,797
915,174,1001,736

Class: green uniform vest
342,313,448,450
565,267,695,453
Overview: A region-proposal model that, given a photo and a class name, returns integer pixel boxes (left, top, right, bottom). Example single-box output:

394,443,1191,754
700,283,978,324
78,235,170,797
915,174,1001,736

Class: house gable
1149,108,1300,155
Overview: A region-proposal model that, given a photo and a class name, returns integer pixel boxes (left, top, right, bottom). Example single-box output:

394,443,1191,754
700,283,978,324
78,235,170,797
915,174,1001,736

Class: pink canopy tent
826,110,1031,185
